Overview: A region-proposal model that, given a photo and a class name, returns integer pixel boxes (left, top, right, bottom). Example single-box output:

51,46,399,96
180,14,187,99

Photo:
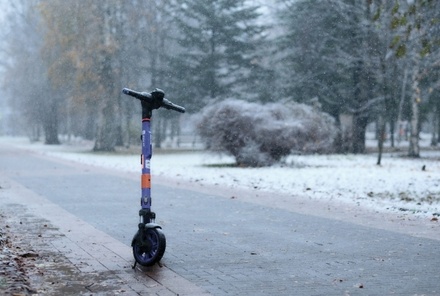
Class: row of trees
277,0,440,158
0,0,439,157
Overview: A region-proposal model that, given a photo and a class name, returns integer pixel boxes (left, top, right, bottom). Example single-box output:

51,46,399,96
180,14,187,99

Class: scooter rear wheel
132,228,166,266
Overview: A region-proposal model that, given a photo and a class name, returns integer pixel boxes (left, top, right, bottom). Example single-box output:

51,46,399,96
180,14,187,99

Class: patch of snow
2,136,439,219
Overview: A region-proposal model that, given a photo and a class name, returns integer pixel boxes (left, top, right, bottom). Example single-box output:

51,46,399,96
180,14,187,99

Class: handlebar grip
162,99,186,113
122,88,152,101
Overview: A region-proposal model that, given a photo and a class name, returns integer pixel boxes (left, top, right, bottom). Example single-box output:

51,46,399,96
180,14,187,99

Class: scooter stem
141,116,152,212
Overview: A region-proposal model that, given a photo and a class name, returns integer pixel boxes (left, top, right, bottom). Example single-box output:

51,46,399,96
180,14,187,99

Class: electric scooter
122,87,185,267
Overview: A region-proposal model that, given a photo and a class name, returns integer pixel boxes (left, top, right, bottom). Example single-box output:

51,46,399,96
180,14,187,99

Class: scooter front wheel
132,228,166,266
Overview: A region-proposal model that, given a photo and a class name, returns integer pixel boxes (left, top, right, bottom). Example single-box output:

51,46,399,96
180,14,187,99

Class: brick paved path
1,144,439,295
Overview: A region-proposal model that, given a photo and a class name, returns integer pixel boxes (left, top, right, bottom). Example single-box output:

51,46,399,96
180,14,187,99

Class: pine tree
170,0,268,111
276,0,400,154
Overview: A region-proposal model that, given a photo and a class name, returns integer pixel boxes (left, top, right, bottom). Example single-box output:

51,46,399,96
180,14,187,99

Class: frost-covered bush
197,99,337,167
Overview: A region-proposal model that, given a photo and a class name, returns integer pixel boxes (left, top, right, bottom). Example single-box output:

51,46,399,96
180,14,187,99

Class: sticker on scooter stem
140,155,150,169
141,174,151,188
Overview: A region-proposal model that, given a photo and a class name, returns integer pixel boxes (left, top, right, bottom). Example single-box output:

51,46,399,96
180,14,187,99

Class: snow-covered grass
2,136,439,219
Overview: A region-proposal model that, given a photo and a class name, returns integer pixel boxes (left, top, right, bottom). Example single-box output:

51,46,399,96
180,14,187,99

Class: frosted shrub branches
197,99,338,167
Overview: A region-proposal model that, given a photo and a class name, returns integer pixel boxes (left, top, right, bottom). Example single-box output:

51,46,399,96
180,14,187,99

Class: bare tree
390,0,440,157
1,0,61,144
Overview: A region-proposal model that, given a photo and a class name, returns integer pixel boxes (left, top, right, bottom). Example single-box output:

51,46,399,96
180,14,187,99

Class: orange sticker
141,174,151,189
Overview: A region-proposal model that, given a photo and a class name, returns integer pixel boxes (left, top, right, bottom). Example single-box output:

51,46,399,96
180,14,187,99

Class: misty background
0,0,439,159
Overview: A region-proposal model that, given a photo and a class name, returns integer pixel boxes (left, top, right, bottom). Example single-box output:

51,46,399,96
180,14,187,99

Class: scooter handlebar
122,88,185,113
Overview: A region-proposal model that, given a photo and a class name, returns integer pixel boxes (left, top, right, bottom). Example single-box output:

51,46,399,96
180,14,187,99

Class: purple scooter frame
122,87,185,267
141,117,152,210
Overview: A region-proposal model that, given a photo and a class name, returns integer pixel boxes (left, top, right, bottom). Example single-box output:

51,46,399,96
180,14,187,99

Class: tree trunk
93,102,117,152
84,107,96,140
43,98,60,145
437,106,440,147
437,108,440,146
43,114,60,145
93,58,118,152
431,105,438,147
408,61,420,157
93,4,118,152
377,114,385,165
389,119,395,148
350,56,370,154
352,112,368,154
396,68,408,144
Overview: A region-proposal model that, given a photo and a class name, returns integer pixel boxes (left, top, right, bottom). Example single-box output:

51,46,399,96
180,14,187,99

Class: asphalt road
1,143,439,295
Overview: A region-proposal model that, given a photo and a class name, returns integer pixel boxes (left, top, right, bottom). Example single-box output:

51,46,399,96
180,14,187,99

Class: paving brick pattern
158,187,440,295
1,144,439,295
